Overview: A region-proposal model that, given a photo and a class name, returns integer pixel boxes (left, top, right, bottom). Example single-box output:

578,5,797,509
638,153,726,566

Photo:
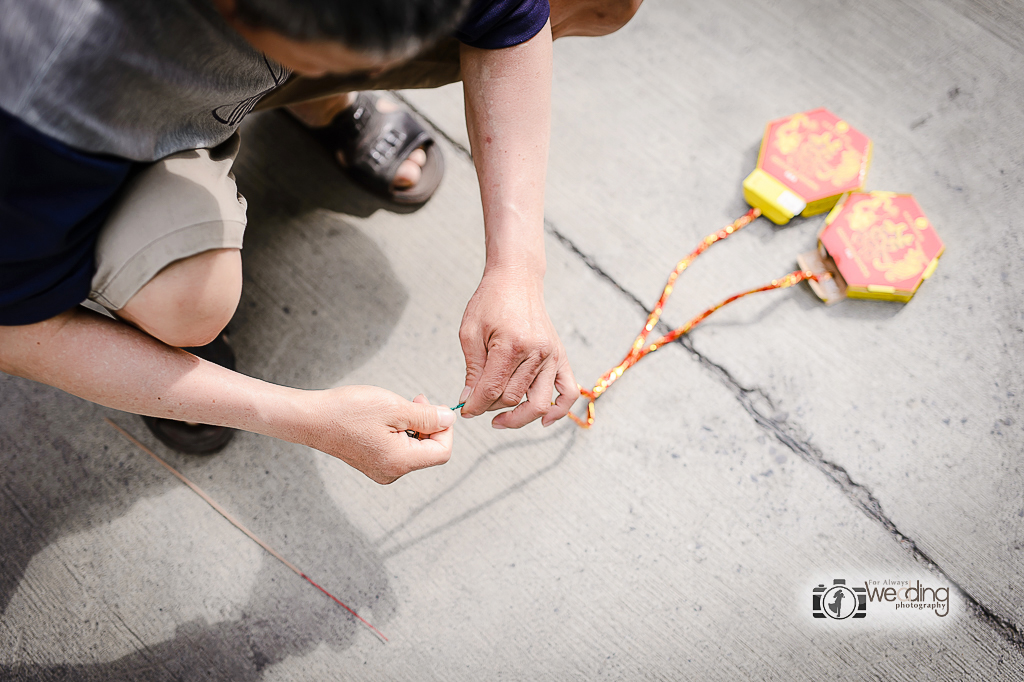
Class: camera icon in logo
813,579,867,619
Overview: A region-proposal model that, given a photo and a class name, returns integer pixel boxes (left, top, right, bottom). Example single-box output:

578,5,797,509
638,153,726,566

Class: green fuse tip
453,402,466,410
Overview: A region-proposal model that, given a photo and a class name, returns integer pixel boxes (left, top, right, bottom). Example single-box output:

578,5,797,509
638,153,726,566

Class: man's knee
119,248,242,348
551,0,643,39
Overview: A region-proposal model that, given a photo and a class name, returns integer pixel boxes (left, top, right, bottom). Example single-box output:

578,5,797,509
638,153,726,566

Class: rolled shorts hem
89,219,245,311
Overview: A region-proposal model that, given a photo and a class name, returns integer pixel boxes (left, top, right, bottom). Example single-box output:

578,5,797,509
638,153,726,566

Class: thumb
400,401,455,435
460,328,487,409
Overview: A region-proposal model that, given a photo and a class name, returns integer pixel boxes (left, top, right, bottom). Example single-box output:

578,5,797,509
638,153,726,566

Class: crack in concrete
676,335,1024,651
403,101,1024,651
549,220,1024,651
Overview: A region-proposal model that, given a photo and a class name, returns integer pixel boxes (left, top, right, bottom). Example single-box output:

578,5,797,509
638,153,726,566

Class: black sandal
141,332,237,455
301,92,445,205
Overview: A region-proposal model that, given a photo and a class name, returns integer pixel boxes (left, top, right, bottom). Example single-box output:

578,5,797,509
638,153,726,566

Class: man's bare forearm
461,20,553,279
0,308,310,443
1,308,458,483
456,22,578,428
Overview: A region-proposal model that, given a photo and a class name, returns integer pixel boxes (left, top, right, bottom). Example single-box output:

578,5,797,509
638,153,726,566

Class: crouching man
0,0,641,482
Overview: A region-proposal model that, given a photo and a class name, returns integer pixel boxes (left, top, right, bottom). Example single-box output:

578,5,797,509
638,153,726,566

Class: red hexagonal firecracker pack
799,191,944,304
570,115,945,428
743,108,873,225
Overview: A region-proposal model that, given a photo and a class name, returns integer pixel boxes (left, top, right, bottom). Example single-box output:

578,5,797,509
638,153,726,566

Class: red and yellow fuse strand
570,208,821,428
105,418,389,643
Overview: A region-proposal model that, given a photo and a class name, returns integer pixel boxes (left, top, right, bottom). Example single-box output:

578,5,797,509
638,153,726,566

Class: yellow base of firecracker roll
743,108,873,225
742,169,807,224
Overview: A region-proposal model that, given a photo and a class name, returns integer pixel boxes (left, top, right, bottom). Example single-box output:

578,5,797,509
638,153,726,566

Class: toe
392,146,427,189
408,147,427,167
392,158,422,189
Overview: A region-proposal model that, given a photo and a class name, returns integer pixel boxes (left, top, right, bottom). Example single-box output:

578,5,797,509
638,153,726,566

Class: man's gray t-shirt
0,0,288,161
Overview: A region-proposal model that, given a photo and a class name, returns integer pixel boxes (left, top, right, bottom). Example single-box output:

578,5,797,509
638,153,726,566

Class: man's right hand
303,388,455,484
0,308,454,486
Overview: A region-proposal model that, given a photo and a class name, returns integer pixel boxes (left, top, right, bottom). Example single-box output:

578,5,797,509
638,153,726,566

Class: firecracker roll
813,191,944,303
743,108,872,225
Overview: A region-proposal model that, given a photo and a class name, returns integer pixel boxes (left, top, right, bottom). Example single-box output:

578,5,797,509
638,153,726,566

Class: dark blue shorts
0,108,135,325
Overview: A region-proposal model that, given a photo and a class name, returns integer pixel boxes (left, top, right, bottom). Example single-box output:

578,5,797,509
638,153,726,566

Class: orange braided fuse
570,208,821,428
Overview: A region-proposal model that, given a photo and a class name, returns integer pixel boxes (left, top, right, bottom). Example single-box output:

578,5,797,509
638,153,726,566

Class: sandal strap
307,92,434,195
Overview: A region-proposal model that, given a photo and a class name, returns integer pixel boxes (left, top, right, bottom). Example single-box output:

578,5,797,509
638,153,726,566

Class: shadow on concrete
686,282,904,332
0,386,394,680
378,426,578,560
227,111,414,389
0,111,426,677
237,111,425,219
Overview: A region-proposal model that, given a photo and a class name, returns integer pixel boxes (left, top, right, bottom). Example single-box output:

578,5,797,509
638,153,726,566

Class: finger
462,340,528,417
404,394,430,439
425,415,455,451
402,392,454,467
401,427,454,471
492,353,542,410
459,324,488,417
542,358,580,427
492,360,556,430
397,400,455,435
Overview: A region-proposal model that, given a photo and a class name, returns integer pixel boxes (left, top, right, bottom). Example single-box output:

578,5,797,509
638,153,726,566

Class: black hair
232,0,474,55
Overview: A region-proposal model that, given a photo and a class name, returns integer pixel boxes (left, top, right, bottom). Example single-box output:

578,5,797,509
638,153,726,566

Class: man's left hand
458,267,578,428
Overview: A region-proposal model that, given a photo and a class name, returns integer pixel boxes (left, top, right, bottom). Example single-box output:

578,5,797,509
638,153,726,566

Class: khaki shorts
89,38,462,311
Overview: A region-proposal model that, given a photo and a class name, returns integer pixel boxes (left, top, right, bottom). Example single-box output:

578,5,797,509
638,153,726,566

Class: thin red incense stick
104,417,388,643
571,208,822,428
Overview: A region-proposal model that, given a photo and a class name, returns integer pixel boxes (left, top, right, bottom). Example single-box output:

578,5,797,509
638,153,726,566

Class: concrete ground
2,0,1023,679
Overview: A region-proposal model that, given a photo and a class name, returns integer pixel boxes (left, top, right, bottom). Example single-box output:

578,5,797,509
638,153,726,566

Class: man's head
214,0,472,77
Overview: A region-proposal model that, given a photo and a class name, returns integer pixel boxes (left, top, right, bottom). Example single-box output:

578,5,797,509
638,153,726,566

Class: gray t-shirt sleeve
0,0,288,161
